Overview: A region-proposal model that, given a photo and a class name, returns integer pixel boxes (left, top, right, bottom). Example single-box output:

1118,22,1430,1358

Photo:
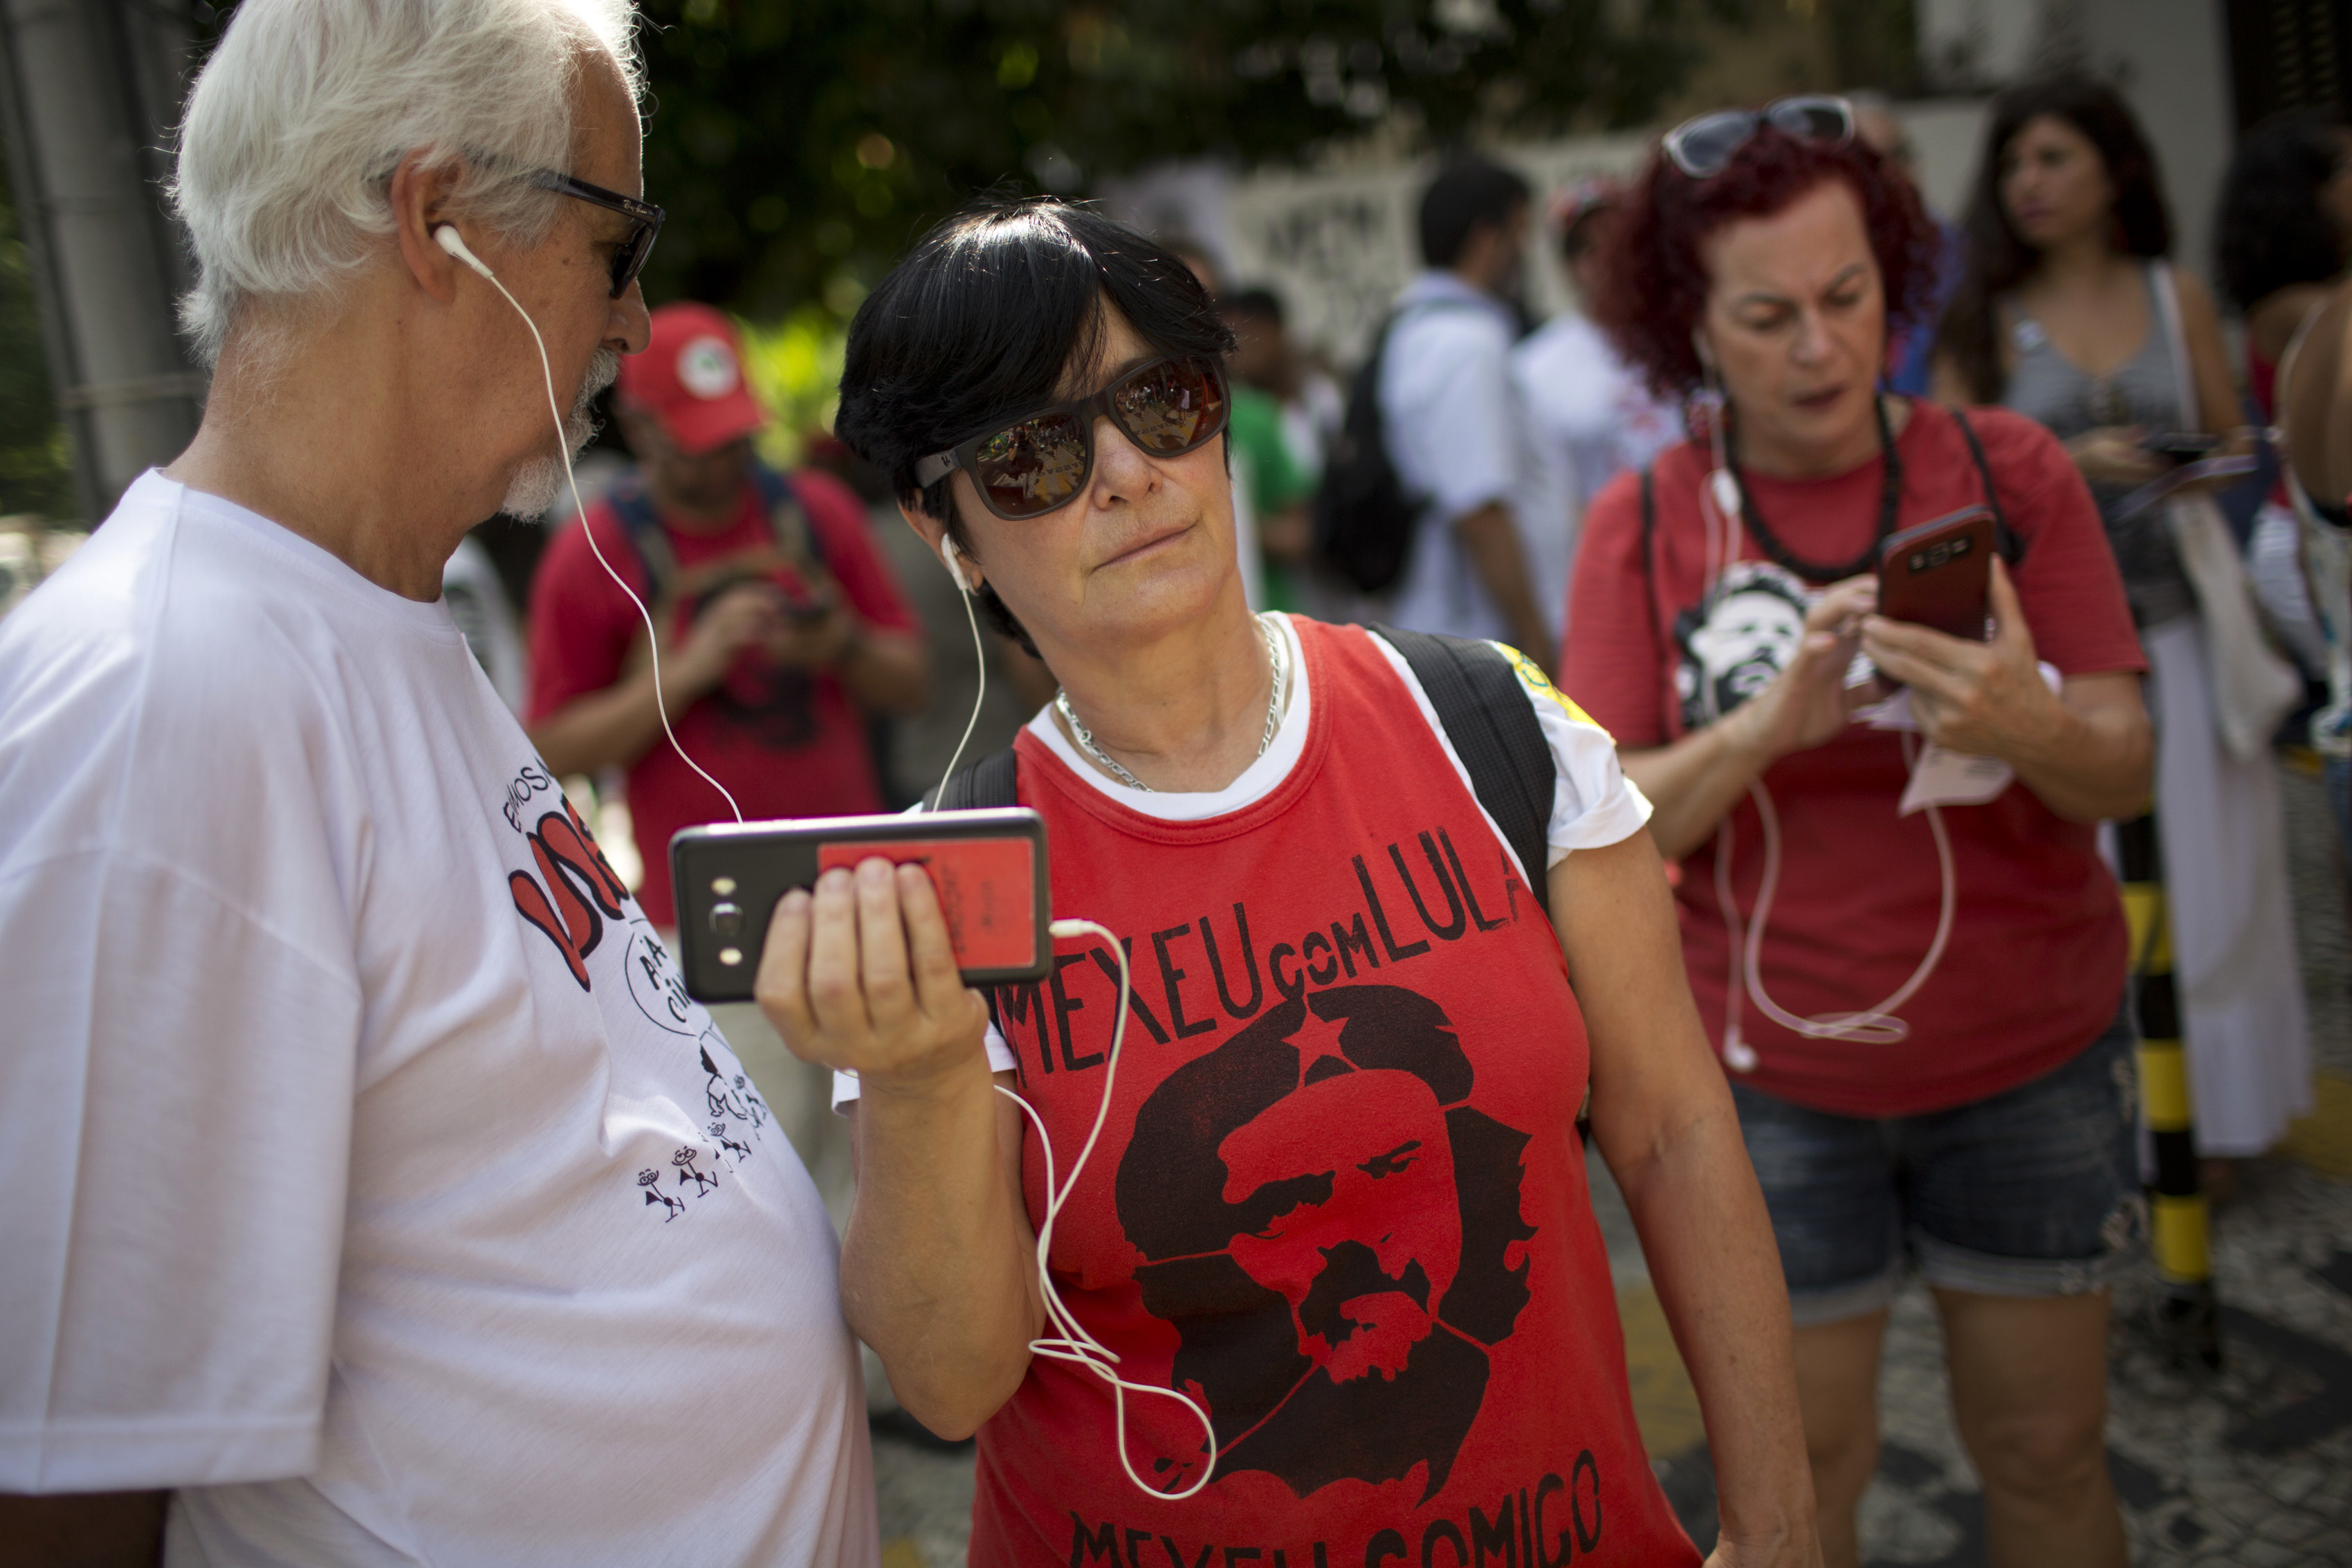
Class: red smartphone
1877,506,1994,643
670,807,1051,1003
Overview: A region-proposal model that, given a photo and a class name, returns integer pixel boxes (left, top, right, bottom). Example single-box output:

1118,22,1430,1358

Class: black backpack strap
932,747,1019,811
1371,624,1554,925
604,472,677,601
751,462,828,574
1639,467,1675,741
1949,406,2024,565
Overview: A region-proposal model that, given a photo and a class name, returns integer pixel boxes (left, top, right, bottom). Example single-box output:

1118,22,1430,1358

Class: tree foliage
635,0,1756,319
0,156,73,519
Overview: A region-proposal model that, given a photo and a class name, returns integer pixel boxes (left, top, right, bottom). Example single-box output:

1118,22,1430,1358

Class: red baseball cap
616,302,769,455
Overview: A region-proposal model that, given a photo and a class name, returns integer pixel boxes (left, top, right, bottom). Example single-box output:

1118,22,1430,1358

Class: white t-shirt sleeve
0,852,358,1491
832,1025,1018,1109
1368,633,1653,882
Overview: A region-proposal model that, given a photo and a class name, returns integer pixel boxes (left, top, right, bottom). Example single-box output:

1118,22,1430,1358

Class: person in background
526,301,926,1194
1511,175,1683,632
1218,286,1318,609
0,1,879,1561
1937,75,2313,1177
527,300,927,925
2272,264,2352,876
2214,109,2352,683
2217,108,2352,424
1570,97,2152,1568
1380,156,1563,666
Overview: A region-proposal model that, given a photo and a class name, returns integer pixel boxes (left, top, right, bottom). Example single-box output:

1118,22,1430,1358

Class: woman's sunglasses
1662,95,1855,180
914,355,1229,522
531,169,663,298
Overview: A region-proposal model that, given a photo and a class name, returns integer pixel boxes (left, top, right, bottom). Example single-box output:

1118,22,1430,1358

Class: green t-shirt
1227,386,1312,516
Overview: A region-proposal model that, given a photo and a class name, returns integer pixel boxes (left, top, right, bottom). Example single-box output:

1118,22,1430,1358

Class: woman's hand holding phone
1860,558,2065,759
755,858,993,1096
1723,575,1882,763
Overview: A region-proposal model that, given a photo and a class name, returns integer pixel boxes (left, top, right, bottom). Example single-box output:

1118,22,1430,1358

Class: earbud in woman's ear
940,536,973,595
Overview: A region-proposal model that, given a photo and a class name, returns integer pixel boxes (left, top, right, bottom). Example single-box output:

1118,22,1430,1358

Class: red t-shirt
525,467,915,925
971,620,1696,1568
1564,403,2146,1117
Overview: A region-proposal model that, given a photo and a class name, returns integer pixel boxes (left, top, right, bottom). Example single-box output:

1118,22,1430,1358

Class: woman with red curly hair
1564,102,2152,1568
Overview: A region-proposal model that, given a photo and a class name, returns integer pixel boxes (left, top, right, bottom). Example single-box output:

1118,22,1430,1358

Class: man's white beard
499,344,621,519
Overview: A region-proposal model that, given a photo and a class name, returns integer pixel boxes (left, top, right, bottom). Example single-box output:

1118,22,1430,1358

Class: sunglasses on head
531,169,663,298
914,355,1229,522
1662,95,1855,180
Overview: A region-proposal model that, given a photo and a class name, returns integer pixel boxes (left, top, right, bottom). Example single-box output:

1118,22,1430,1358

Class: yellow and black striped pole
2116,811,2222,1371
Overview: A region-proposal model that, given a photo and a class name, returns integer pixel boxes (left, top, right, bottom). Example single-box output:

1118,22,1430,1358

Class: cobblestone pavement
861,763,2352,1567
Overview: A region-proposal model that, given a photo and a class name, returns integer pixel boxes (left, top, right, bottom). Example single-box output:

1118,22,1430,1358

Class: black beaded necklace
1724,394,1906,585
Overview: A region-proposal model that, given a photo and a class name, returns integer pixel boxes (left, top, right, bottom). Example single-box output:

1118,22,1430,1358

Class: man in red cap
526,302,926,931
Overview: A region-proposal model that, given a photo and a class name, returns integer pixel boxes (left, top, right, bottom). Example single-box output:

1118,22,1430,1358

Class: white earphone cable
447,227,742,823
1004,919,1219,1498
926,548,988,811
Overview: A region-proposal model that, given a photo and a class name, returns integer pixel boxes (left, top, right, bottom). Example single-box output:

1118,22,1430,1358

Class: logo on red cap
677,335,739,400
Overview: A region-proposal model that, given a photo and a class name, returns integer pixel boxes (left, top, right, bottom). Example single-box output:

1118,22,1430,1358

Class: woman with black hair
749,198,1819,1567
2216,107,2352,412
1936,76,2312,1172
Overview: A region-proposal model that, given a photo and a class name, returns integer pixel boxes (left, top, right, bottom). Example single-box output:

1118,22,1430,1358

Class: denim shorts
1728,1004,2145,1327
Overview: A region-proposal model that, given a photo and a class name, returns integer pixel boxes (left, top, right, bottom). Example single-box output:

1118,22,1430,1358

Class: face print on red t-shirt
1112,985,1536,1504
1672,559,1813,732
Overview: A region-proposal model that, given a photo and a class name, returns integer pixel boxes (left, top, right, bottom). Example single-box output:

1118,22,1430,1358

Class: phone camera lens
711,901,743,939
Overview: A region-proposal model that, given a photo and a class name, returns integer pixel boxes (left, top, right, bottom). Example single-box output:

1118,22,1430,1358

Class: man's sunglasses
532,169,663,298
914,356,1229,522
1662,95,1855,180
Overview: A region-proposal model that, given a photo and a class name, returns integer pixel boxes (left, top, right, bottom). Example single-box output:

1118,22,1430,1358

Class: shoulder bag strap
1946,406,2024,564
2151,260,2200,432
751,463,828,575
1370,623,1554,927
1639,467,1678,738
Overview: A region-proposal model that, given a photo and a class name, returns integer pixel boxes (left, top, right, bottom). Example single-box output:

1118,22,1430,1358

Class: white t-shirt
1379,272,1567,647
0,475,876,1568
839,614,1651,1099
1511,308,1683,531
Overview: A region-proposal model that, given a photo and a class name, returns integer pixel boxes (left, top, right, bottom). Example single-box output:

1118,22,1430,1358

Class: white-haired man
0,3,876,1565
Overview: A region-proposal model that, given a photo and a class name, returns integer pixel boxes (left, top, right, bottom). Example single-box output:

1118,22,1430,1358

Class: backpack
1310,303,1478,596
935,625,1559,926
603,460,830,616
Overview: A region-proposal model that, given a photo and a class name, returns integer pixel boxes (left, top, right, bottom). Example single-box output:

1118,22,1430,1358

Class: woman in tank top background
1936,75,2313,1186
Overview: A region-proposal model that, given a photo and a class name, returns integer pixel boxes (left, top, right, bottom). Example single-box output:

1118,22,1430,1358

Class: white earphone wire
926,543,988,812
1002,919,1219,1499
442,225,742,824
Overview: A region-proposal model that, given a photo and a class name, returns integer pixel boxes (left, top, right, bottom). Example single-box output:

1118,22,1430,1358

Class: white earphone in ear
434,224,495,282
939,536,973,595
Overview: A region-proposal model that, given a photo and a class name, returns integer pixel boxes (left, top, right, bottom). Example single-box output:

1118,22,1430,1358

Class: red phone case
816,837,1039,970
1877,507,1994,641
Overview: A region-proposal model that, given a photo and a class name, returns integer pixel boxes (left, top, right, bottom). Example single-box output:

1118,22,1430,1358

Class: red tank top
972,620,1697,1568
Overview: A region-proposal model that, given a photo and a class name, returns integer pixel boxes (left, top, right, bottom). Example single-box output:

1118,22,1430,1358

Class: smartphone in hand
1877,506,1995,643
670,807,1051,1004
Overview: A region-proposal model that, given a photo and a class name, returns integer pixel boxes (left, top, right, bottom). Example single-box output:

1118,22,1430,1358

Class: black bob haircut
1419,156,1532,268
834,196,1233,653
2214,107,2350,312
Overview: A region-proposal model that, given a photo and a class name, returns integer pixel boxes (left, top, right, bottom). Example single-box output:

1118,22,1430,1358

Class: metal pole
2117,810,2223,1372
0,0,205,524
